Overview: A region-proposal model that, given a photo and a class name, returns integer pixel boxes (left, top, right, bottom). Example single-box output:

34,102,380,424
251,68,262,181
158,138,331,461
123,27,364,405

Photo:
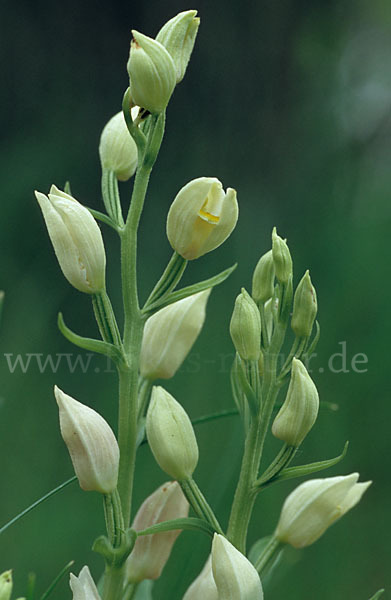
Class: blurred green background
1,0,390,598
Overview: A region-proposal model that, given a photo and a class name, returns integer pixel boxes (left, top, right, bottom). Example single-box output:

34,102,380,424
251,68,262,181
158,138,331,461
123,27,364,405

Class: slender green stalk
117,114,166,530
254,535,282,574
180,477,224,534
102,566,125,600
123,582,140,600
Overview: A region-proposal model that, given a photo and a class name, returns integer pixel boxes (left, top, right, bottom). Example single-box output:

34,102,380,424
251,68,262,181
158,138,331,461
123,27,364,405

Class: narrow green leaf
87,207,119,231
39,561,74,600
144,264,237,313
303,320,320,360
138,410,239,447
368,590,385,600
192,409,239,426
0,477,77,536
58,313,123,365
0,291,4,329
25,573,36,600
137,517,215,538
264,441,349,486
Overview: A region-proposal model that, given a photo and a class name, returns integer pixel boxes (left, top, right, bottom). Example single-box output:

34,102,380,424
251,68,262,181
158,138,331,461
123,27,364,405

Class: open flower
166,177,238,260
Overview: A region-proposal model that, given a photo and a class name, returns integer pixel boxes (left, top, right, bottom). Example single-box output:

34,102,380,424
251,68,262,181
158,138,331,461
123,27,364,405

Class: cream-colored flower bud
272,227,292,284
166,177,238,260
272,358,319,447
126,481,189,582
252,249,275,304
146,386,198,480
127,31,176,114
183,556,218,600
156,10,200,83
69,566,101,600
230,288,261,361
0,571,12,600
140,289,210,380
99,108,139,181
291,270,317,338
35,186,106,294
211,534,264,600
55,386,119,494
275,473,372,548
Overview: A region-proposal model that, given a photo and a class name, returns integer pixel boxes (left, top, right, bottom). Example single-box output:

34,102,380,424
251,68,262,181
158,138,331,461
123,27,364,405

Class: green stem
180,477,223,534
102,565,124,600
117,364,141,528
254,535,283,574
117,113,165,529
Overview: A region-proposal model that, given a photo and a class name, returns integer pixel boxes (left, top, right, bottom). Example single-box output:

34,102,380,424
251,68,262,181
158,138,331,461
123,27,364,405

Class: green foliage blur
1,0,390,598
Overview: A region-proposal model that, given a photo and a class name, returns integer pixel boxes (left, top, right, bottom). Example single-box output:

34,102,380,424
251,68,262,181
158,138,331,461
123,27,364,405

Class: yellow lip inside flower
167,177,238,260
